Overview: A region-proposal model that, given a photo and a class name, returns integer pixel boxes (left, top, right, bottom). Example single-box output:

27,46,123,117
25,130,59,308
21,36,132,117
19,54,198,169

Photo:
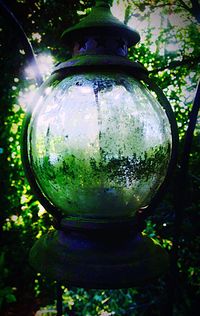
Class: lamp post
20,0,179,289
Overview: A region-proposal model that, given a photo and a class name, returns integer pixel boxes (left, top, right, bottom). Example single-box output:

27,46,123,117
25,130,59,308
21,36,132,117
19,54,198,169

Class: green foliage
0,0,200,315
0,253,16,309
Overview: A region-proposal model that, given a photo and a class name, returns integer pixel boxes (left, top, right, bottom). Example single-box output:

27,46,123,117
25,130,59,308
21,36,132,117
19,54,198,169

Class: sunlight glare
20,54,54,111
25,53,54,80
18,88,36,111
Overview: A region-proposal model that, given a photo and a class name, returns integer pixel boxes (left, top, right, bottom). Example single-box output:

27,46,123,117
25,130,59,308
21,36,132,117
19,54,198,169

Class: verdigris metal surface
62,0,140,48
29,230,169,289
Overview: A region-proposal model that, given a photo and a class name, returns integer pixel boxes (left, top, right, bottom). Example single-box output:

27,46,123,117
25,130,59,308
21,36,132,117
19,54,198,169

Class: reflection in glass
28,73,172,220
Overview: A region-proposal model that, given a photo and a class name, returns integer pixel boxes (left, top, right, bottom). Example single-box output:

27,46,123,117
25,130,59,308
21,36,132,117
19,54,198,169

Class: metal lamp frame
22,58,178,289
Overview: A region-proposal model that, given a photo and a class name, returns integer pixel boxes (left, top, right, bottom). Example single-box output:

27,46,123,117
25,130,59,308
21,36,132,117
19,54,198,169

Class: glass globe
27,72,172,221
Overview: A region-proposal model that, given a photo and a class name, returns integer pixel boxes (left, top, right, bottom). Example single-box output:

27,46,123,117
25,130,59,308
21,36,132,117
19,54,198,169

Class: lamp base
29,230,169,289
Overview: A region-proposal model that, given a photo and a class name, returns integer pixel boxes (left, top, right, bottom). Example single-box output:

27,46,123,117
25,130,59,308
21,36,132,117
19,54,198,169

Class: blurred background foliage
0,0,200,315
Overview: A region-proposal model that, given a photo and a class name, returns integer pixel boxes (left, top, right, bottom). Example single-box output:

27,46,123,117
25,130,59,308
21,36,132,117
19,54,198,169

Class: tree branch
150,55,200,74
134,1,176,11
0,0,43,86
132,0,200,24
177,0,200,23
191,0,200,23
178,0,192,12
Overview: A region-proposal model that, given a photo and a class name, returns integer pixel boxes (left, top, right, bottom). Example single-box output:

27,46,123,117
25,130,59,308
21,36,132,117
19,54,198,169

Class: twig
168,80,200,315
150,56,200,74
0,0,43,86
56,282,63,316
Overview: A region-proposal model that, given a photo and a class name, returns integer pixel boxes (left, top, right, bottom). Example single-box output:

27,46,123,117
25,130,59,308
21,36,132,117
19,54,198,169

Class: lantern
22,0,178,288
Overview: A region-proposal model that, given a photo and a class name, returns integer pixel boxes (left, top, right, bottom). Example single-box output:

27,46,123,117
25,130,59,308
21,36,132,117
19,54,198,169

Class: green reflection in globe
27,72,172,221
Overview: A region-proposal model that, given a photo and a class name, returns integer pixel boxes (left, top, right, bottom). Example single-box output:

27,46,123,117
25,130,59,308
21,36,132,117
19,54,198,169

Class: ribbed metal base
29,230,169,289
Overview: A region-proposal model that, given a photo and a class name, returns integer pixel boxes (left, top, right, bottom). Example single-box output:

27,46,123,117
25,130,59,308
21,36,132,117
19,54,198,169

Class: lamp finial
95,0,113,8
